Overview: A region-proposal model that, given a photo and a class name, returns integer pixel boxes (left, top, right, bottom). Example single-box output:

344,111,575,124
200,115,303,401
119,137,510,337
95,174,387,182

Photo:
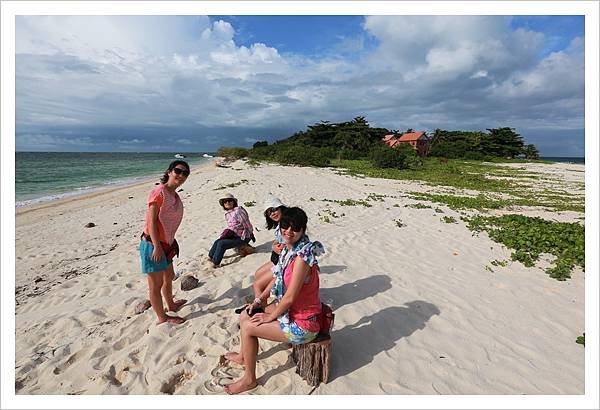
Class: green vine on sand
465,214,584,281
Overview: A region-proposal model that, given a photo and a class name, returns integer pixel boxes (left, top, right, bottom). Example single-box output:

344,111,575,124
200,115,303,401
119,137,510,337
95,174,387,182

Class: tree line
217,117,540,168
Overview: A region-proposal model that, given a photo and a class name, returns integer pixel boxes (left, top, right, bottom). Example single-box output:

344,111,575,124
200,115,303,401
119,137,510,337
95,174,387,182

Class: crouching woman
224,207,325,394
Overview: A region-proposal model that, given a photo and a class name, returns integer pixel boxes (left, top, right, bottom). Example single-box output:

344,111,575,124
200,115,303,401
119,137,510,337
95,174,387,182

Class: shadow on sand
329,300,440,381
320,274,392,310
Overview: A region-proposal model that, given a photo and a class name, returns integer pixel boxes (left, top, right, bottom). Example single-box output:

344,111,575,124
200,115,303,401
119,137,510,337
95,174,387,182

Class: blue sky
14,14,586,155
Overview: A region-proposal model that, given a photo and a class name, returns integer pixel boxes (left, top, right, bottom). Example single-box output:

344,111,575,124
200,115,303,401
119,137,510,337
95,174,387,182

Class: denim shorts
139,240,173,274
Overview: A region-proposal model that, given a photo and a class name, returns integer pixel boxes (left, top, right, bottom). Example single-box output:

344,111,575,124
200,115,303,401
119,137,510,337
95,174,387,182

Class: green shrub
275,145,331,167
216,146,249,159
369,143,422,169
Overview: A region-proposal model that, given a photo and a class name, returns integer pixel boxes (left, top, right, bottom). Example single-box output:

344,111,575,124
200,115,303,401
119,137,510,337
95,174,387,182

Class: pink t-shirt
143,184,183,245
283,258,322,333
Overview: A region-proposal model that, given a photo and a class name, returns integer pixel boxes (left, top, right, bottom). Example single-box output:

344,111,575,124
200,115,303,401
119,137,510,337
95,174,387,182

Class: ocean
15,152,213,207
540,157,585,164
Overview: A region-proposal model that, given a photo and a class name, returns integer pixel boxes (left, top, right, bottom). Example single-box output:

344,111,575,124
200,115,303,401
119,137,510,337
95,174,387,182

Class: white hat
264,196,286,211
219,193,237,207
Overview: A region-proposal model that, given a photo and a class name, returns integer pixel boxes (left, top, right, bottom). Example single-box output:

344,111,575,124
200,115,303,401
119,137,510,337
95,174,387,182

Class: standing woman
208,193,255,268
224,207,325,394
247,196,287,314
139,160,190,325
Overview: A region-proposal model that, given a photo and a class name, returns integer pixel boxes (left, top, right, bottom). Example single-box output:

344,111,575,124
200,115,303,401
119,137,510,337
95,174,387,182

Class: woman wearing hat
247,196,288,314
208,193,255,268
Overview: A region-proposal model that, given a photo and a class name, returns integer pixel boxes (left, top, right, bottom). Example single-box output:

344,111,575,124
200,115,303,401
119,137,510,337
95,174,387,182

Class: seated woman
208,193,255,268
224,207,325,394
247,196,288,314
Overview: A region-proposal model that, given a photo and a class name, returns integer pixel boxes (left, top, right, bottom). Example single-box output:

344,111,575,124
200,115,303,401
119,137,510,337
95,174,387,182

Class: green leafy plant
405,203,432,209
576,333,585,346
441,216,457,223
244,201,256,207
466,214,584,280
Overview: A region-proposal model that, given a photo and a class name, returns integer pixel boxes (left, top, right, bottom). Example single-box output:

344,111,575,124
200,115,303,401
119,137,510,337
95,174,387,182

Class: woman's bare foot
224,378,258,395
156,315,186,325
166,299,187,312
223,351,244,365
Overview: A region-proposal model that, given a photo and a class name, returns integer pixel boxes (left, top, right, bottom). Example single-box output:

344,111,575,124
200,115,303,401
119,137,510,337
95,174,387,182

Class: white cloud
14,15,584,153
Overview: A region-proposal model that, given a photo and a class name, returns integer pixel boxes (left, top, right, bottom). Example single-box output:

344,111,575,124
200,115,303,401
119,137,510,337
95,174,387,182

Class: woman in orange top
140,160,190,325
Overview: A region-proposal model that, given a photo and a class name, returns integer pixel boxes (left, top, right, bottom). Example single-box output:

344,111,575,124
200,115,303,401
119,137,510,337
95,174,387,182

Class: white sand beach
14,159,585,395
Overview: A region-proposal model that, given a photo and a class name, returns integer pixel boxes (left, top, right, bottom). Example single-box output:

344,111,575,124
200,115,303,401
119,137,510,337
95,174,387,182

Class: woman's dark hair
279,207,308,233
264,205,288,230
160,160,190,184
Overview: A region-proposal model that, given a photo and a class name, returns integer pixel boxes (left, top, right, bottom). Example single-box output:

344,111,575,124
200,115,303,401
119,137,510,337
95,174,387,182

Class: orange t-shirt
143,184,183,245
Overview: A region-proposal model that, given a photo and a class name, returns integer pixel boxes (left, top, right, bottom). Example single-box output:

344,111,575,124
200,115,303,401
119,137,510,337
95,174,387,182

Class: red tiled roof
398,131,426,142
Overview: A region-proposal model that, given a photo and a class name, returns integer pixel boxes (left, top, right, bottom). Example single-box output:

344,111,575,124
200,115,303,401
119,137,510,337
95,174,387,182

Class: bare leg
225,306,287,394
162,263,186,311
225,310,251,365
147,271,167,322
252,261,274,300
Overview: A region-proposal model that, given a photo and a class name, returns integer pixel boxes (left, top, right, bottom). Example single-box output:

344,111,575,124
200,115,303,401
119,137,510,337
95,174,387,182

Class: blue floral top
270,234,325,324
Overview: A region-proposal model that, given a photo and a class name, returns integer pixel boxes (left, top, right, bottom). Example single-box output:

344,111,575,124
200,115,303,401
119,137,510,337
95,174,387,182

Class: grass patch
405,203,432,209
394,218,406,228
465,214,584,280
243,201,256,207
441,216,457,223
332,158,584,212
322,198,372,207
214,179,249,190
409,192,508,211
318,208,344,223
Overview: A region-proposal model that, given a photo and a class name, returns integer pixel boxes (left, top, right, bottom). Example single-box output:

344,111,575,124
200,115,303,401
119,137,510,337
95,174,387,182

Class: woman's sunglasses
279,220,303,232
173,167,190,177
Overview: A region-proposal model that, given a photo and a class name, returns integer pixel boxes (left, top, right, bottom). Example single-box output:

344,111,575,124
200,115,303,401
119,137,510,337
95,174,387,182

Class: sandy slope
14,160,585,394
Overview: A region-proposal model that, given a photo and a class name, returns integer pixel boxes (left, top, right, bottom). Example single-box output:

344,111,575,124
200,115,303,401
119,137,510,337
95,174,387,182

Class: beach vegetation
244,201,256,207
576,333,585,346
217,147,249,159
369,143,423,170
318,208,343,223
394,218,406,228
441,216,457,223
405,203,432,209
465,214,584,280
214,179,249,190
490,259,509,267
323,198,372,207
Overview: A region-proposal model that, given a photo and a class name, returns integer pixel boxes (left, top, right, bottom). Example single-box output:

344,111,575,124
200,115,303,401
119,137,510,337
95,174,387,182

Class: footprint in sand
159,370,193,394
53,350,86,375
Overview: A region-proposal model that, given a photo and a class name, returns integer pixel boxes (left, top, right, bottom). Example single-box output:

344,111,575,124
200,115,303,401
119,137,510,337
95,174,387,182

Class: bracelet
253,297,262,305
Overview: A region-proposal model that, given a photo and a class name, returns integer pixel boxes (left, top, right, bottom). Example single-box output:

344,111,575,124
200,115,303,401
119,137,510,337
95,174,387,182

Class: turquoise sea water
15,152,212,206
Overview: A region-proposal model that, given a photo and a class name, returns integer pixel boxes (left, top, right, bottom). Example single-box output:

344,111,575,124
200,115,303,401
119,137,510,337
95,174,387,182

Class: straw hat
264,196,286,211
219,193,237,207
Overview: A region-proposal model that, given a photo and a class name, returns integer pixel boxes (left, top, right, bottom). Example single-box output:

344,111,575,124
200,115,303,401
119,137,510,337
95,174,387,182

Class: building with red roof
382,131,430,156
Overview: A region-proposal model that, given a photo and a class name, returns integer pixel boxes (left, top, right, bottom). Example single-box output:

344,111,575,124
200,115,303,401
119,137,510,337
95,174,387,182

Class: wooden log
291,335,332,386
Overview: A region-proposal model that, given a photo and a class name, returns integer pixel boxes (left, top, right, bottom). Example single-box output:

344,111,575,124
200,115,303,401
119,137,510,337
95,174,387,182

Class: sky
14,14,586,156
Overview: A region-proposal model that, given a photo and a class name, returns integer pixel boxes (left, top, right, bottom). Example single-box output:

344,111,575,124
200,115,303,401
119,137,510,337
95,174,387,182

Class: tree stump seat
291,334,332,386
